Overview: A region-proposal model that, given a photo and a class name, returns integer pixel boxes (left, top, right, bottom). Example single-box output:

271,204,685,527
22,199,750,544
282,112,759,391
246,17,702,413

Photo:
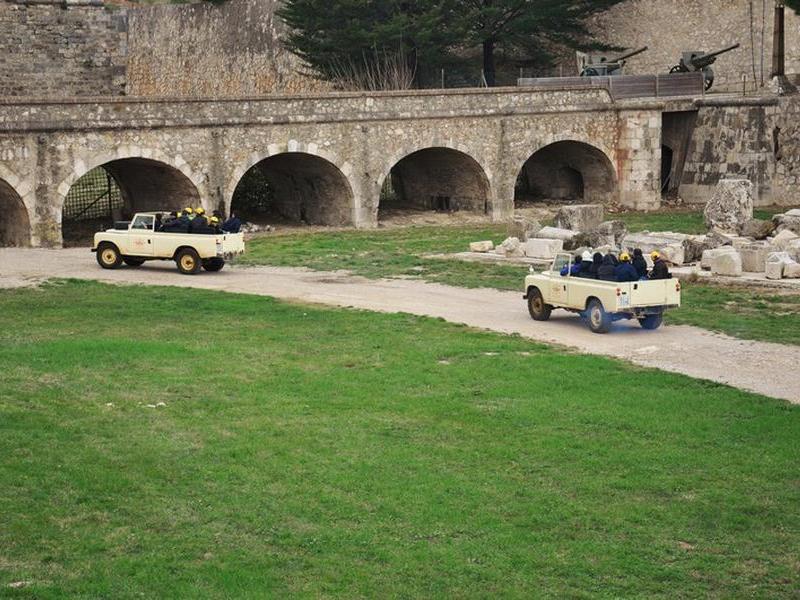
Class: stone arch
229,146,355,226
58,150,204,247
0,171,31,247
376,145,492,220
514,140,617,205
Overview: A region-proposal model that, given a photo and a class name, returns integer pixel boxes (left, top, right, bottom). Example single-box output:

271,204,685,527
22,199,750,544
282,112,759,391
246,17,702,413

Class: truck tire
527,288,552,321
123,257,146,267
96,243,122,269
202,257,225,272
176,248,202,275
587,298,611,334
638,314,663,330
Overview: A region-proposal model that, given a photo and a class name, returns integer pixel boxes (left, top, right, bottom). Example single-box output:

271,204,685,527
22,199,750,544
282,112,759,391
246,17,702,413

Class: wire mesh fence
63,167,123,223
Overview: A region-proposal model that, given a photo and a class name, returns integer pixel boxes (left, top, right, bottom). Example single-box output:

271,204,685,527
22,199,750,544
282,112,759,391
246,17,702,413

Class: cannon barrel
612,46,648,63
690,43,740,66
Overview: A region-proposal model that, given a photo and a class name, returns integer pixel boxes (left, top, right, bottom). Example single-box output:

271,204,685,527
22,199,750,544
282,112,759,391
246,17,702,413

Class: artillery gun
668,43,740,90
577,46,648,77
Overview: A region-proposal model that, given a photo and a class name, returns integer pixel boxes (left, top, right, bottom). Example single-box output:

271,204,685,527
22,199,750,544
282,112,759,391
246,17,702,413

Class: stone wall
126,0,326,97
0,0,127,97
559,0,800,92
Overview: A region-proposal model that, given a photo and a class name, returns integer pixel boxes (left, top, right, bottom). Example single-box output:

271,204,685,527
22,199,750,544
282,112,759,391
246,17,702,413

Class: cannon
578,46,648,77
668,43,740,90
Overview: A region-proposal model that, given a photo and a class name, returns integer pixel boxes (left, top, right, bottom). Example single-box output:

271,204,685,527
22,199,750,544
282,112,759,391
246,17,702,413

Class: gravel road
1,247,797,403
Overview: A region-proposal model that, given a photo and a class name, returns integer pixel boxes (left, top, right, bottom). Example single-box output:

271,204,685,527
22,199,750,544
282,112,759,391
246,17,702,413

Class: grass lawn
1,281,798,597
242,225,800,345
613,207,781,235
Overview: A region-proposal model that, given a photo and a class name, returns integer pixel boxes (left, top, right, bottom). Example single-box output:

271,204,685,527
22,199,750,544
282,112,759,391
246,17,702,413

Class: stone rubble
553,204,604,232
523,238,564,259
709,251,742,277
469,240,494,253
494,237,524,257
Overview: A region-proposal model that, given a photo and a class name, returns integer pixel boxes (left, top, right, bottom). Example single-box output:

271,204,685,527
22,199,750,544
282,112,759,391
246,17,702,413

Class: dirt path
2,248,797,403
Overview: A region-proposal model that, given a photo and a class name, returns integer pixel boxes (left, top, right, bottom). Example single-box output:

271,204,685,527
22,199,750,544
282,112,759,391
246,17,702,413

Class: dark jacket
560,263,582,277
597,256,616,281
587,254,603,279
222,216,241,233
632,255,648,278
614,262,639,282
649,258,671,280
577,260,594,278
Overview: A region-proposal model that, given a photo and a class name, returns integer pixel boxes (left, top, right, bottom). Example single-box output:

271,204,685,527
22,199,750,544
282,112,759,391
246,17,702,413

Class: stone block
738,244,771,272
553,204,604,232
596,220,628,246
710,250,742,277
507,216,541,242
772,229,800,250
523,238,564,259
535,226,579,243
765,261,784,279
495,237,524,257
469,240,494,253
740,218,774,240
784,262,800,278
703,178,753,232
772,212,800,235
701,247,738,270
622,233,685,265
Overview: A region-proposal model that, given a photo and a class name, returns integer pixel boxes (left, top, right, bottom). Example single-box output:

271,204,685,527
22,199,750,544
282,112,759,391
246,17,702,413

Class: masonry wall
126,0,326,97
0,0,127,97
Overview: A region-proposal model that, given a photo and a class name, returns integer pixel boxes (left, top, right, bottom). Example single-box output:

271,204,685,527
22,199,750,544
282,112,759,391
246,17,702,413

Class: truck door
548,254,571,305
128,214,156,257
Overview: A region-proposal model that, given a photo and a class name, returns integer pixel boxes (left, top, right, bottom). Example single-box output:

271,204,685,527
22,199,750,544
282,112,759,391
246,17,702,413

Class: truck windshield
131,215,155,231
552,254,571,273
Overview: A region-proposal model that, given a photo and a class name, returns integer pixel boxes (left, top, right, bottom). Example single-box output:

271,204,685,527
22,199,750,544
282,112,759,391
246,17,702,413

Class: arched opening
0,178,30,247
515,141,616,206
62,158,201,247
661,144,674,194
230,153,353,226
379,148,490,221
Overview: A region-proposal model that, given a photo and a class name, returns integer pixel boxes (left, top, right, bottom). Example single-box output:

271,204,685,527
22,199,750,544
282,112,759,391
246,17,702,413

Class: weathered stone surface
739,244,772,273
703,179,754,232
495,237,524,257
786,239,800,262
507,216,541,242
469,240,494,253
772,229,800,250
596,220,628,245
524,238,564,259
765,261,784,279
784,262,800,278
553,204,604,232
706,228,739,247
710,250,742,276
701,247,738,270
683,234,716,263
622,233,685,265
535,226,579,243
772,212,800,235
740,218,774,240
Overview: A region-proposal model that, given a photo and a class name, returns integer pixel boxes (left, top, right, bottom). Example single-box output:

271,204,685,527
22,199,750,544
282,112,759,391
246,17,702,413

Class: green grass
1,280,798,597
614,208,781,235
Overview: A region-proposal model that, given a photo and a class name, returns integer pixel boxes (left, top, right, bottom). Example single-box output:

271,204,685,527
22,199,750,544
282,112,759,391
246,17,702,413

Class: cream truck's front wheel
96,243,122,270
527,288,552,321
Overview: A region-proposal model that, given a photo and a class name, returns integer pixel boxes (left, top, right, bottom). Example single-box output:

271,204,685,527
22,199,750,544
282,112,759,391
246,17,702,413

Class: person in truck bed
649,250,671,280
614,253,639,282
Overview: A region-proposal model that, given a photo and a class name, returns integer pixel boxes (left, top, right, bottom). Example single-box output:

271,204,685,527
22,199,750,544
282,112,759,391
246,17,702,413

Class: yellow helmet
184,207,194,214
210,216,220,224
619,252,631,262
196,207,206,216
650,250,661,260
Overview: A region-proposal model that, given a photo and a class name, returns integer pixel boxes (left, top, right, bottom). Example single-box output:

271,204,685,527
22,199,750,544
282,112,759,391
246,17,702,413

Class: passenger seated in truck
597,254,617,281
587,252,603,279
222,212,242,234
614,252,639,282
632,248,648,279
576,251,594,278
159,211,179,232
648,250,672,279
190,211,209,233
560,254,583,276
209,216,221,233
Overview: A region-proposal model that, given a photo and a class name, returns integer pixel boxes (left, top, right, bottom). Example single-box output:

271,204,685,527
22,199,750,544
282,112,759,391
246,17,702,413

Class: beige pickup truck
523,253,681,333
92,212,245,274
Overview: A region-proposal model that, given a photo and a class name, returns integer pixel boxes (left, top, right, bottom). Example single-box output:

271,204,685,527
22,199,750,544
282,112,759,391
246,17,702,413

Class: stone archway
378,147,491,220
61,158,202,247
515,141,617,206
0,177,31,247
230,152,355,226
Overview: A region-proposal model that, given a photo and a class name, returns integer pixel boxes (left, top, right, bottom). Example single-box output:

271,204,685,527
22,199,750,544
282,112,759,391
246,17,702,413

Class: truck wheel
638,314,663,330
587,299,611,334
527,288,552,321
202,257,225,272
123,257,146,267
176,248,202,275
96,243,122,269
